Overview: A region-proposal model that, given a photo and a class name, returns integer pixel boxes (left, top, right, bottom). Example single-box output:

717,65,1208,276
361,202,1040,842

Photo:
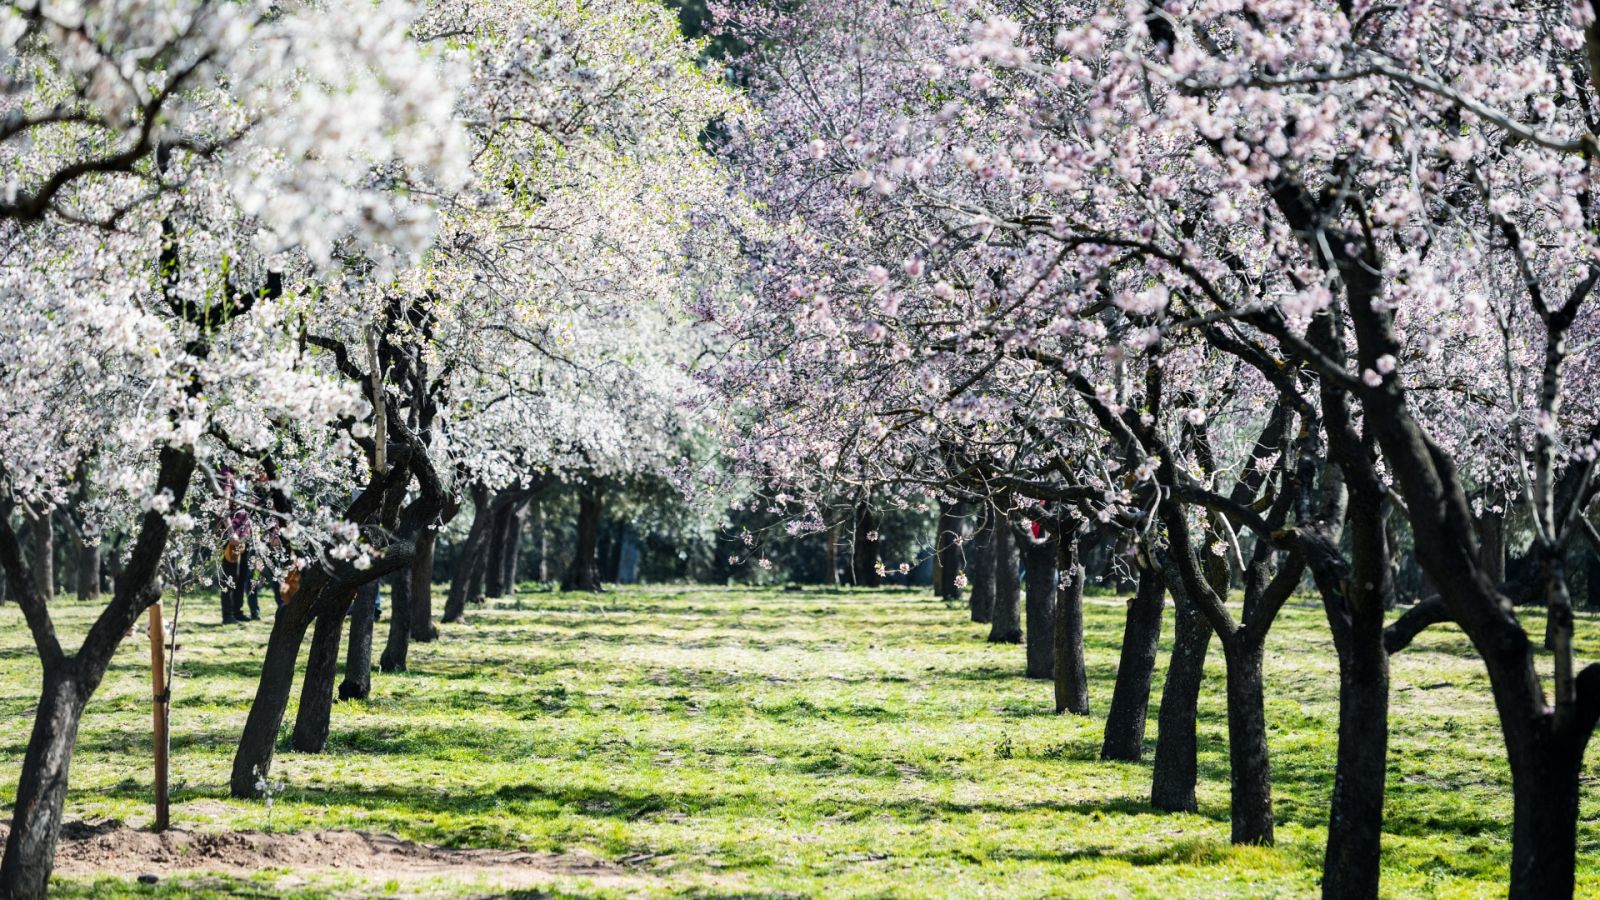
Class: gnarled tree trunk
338,579,381,701
1150,572,1212,812
968,507,995,623
1102,559,1165,761
562,481,603,592
409,528,438,642
0,667,85,900
290,590,356,752
937,502,963,602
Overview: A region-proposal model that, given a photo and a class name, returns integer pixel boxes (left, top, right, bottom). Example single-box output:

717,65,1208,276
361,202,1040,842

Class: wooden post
148,601,170,832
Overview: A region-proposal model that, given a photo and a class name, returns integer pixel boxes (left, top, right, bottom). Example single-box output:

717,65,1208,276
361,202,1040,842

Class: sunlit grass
1,584,1596,897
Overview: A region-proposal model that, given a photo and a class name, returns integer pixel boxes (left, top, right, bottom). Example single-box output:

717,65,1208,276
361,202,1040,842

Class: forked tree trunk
1321,598,1388,899
1052,530,1089,714
1150,575,1213,812
968,508,995,623
1021,531,1056,679
1223,638,1273,845
409,529,438,642
562,482,603,592
290,591,355,752
231,592,320,797
338,579,380,701
937,502,963,602
0,667,85,900
988,515,1022,643
1102,561,1165,761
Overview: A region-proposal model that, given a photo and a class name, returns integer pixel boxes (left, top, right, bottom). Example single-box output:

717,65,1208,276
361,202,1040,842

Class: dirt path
2,820,649,895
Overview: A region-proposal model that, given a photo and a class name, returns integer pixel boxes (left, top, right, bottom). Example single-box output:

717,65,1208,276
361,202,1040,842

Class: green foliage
2,587,1597,896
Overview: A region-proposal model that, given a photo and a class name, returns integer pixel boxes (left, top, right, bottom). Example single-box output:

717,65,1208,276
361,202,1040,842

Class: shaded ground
0,584,1597,897
5,819,639,896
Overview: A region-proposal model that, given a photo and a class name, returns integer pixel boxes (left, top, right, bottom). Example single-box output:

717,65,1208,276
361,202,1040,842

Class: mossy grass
2,585,1596,896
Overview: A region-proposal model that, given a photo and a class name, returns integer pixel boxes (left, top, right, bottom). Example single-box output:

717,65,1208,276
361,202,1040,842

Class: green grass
2,585,1598,897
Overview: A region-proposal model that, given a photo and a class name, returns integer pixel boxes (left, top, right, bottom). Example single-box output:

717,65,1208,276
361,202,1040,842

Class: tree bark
409,528,438,642
1150,574,1213,812
445,485,493,622
379,556,414,673
937,502,963,602
0,667,85,900
852,501,881,587
230,594,319,797
1021,530,1056,679
1321,601,1388,899
1102,560,1165,761
968,507,995,623
988,513,1022,643
1224,638,1273,845
498,503,522,593
24,512,52,603
484,502,511,599
561,481,603,592
73,541,99,602
1052,529,1089,714
338,579,380,701
290,590,355,752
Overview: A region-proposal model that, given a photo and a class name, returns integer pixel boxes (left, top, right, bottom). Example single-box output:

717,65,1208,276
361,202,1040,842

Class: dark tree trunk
824,523,840,586
937,502,963,602
968,508,995,623
409,528,438,642
25,512,52,602
484,502,511,599
1102,561,1165,761
445,485,493,622
562,481,603,592
73,541,99,602
231,595,319,797
1476,497,1506,588
0,667,85,900
1150,575,1213,812
379,558,414,673
1223,639,1274,844
534,500,548,582
852,501,881,587
338,579,380,701
1505,721,1584,900
498,504,522,593
1021,531,1056,679
290,591,355,752
1321,600,1388,899
988,514,1022,643
1052,530,1089,714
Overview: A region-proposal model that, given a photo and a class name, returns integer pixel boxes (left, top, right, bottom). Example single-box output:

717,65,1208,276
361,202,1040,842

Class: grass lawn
1,584,1597,897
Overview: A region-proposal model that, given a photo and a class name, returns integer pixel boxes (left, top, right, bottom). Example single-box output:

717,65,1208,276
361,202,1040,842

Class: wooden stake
148,601,170,832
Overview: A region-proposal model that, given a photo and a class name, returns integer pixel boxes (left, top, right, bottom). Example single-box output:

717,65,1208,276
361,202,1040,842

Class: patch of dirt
1,820,647,894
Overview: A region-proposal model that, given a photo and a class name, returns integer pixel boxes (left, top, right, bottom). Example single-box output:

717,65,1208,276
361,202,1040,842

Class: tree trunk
498,504,522,593
0,668,84,900
290,591,355,752
1504,722,1584,899
379,558,414,673
1321,602,1388,899
409,528,438,642
824,523,840,586
74,541,99,602
1476,498,1506,588
445,486,492,623
1224,638,1273,845
1052,530,1089,714
988,515,1022,643
338,579,380,701
484,503,511,599
562,482,603,592
1022,531,1056,679
937,502,963,602
968,508,995,623
1102,562,1165,761
230,596,319,797
852,501,881,587
25,512,52,603
534,500,548,582
1150,575,1213,812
